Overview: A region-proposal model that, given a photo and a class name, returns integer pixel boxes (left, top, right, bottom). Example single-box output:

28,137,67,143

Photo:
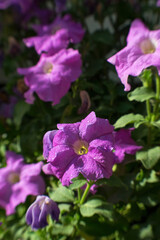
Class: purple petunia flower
26,195,60,230
0,151,45,215
107,19,160,91
17,48,82,105
113,128,142,163
157,0,160,6
23,15,85,55
42,111,141,186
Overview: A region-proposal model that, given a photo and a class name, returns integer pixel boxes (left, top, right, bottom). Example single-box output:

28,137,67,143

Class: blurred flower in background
0,151,45,215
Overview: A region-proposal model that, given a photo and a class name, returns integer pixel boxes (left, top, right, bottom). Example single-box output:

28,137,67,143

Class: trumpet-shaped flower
107,19,160,91
17,48,82,105
0,151,45,215
43,111,141,186
26,195,60,230
23,15,85,55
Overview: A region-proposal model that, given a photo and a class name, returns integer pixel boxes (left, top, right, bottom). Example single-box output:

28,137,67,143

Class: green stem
152,72,160,121
146,99,151,121
141,76,152,121
77,188,81,203
80,182,92,205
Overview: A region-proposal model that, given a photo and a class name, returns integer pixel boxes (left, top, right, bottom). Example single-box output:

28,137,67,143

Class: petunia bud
26,195,60,230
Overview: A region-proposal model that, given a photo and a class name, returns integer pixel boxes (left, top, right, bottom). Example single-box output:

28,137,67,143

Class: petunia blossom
43,111,141,186
0,151,45,215
107,19,160,91
17,48,82,105
26,195,60,230
113,128,142,163
23,15,85,55
157,0,160,6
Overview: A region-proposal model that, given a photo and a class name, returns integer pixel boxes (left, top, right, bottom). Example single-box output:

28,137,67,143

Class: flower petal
79,111,114,142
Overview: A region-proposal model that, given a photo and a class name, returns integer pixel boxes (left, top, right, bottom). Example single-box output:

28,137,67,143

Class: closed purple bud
26,195,60,230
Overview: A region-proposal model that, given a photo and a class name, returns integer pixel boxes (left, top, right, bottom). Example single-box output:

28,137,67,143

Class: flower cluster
0,151,45,215
107,19,160,91
18,4,85,105
43,111,141,186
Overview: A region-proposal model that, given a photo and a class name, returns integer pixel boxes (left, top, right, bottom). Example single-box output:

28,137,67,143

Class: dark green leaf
13,100,30,127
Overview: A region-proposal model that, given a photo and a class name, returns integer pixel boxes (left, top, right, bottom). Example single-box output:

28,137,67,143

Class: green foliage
13,100,31,127
114,113,145,129
128,87,155,102
49,185,75,203
80,198,114,220
1,0,160,239
136,147,160,169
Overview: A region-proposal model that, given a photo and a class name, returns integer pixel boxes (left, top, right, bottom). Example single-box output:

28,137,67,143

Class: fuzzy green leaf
50,185,74,202
136,147,160,169
114,113,144,129
80,199,114,220
128,87,155,102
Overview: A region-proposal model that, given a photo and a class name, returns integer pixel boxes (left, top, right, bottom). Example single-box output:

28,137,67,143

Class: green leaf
80,199,114,221
114,113,144,129
69,175,87,190
151,120,160,128
91,30,114,45
136,147,160,169
50,185,74,202
95,175,127,189
13,100,30,127
58,204,71,213
49,224,74,236
128,87,155,102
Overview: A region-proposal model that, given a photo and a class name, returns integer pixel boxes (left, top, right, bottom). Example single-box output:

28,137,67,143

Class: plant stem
146,99,151,121
77,188,81,202
80,182,92,205
152,72,160,121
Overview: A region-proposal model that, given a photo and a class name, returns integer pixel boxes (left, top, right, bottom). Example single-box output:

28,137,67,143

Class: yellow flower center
73,140,89,155
43,62,53,74
140,38,156,54
8,172,20,184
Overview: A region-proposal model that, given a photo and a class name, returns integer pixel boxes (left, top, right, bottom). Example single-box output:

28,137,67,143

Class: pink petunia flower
23,15,85,55
17,48,82,105
157,0,160,6
0,151,45,215
43,111,141,186
107,19,160,91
